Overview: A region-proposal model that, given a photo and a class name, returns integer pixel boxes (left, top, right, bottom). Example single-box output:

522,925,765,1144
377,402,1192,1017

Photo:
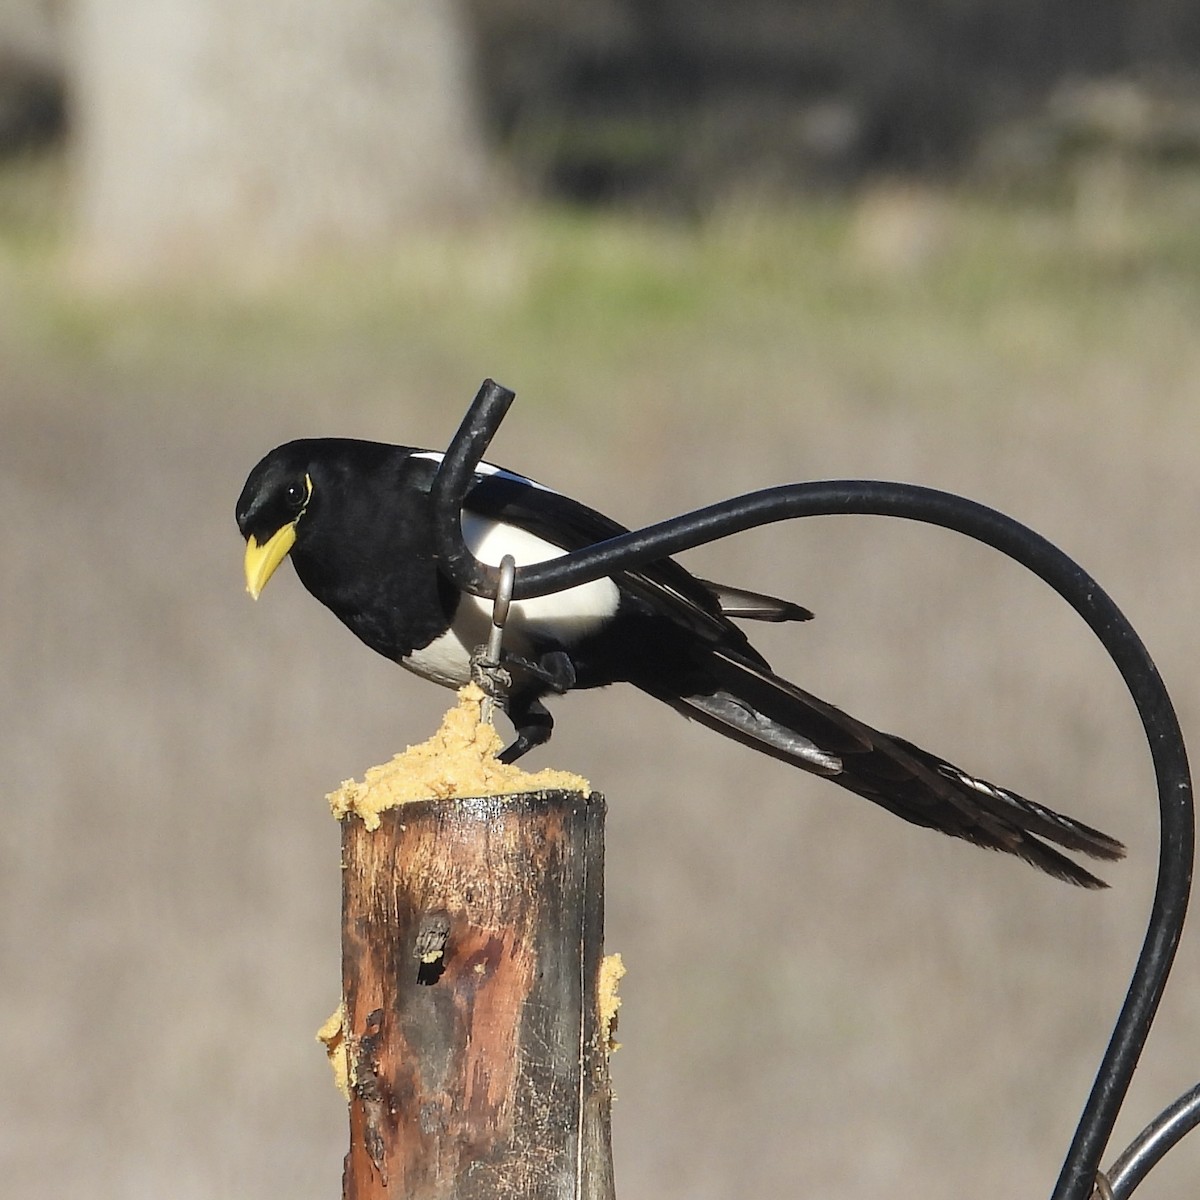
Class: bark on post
338,788,615,1200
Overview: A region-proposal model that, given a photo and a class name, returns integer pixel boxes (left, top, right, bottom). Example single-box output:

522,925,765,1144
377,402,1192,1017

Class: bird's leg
486,650,575,762
497,693,555,764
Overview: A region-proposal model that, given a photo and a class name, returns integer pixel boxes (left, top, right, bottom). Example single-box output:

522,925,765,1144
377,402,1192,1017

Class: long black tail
655,647,1125,888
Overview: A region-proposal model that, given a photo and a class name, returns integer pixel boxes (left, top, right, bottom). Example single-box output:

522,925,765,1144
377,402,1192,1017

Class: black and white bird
236,437,1124,887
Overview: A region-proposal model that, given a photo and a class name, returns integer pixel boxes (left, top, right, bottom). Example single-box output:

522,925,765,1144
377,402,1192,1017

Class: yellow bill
244,523,298,599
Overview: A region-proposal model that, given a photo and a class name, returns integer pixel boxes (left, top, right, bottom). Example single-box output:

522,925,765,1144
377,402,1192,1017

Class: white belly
401,514,620,689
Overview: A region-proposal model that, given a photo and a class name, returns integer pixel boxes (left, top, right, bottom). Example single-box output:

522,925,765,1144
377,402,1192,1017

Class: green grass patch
4,152,1200,418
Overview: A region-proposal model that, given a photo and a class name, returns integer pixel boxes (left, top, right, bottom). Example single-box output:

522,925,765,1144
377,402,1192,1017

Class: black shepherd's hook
431,379,1194,1200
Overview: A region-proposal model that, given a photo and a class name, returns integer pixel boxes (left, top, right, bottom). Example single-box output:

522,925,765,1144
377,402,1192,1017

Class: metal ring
486,554,516,667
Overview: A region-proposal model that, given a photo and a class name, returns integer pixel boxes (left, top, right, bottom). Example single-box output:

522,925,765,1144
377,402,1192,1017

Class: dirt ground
4,215,1200,1198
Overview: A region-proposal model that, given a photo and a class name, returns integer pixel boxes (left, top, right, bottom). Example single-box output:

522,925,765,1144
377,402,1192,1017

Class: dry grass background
4,177,1200,1198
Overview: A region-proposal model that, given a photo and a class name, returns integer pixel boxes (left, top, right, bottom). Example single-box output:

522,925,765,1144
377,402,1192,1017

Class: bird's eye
285,480,308,511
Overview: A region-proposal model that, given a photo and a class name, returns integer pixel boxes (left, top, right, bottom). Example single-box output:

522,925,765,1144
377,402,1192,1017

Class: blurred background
4,1,1200,1196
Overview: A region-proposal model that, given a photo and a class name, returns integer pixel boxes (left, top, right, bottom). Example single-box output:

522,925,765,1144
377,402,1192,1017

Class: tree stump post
337,788,616,1200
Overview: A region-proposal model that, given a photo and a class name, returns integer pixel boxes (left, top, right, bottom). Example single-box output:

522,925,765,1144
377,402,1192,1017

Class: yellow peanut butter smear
316,1004,350,1100
327,684,591,829
599,952,625,1055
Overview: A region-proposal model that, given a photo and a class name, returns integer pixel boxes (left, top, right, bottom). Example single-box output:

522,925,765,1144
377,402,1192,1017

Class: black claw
499,692,555,763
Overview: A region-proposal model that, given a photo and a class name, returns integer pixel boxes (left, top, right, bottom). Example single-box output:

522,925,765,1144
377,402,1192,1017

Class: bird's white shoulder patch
409,450,616,628
401,513,621,692
408,450,555,493
460,513,620,635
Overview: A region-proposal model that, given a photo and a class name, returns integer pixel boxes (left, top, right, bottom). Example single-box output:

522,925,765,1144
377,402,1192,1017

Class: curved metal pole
432,380,1193,1200
1101,1081,1200,1199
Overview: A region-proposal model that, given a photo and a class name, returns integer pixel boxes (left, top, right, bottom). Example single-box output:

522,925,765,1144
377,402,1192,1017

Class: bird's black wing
403,451,1124,886
406,451,808,653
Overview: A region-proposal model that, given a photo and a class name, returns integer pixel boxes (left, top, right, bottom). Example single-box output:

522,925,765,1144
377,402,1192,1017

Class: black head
236,441,322,599
237,438,411,599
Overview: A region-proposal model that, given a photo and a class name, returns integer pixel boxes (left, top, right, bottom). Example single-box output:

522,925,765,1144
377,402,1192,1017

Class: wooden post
337,788,616,1199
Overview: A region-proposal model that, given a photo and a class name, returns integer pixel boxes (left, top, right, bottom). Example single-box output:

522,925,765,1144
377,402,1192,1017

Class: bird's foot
497,732,539,764
503,650,577,695
497,694,555,763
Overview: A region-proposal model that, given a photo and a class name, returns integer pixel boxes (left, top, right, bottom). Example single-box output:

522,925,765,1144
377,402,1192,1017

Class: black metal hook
431,379,1193,1200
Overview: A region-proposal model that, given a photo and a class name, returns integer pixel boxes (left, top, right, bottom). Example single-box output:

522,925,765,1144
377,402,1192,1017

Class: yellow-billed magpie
236,437,1124,887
